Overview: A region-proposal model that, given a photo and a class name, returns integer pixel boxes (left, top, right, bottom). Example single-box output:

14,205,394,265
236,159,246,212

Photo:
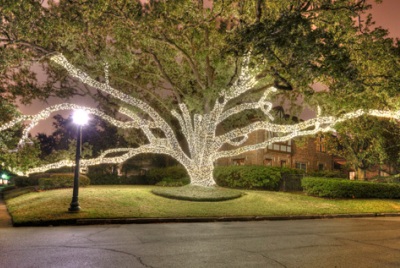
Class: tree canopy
325,116,400,180
1,0,400,183
2,0,398,114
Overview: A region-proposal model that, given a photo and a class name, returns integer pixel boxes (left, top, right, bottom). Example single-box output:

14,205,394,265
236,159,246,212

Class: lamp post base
68,202,81,213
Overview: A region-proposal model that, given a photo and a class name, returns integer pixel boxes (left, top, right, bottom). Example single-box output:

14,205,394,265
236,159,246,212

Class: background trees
36,113,131,165
227,0,400,113
325,117,400,180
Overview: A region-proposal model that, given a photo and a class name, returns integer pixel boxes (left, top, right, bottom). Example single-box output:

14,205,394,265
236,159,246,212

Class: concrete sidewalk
0,194,12,227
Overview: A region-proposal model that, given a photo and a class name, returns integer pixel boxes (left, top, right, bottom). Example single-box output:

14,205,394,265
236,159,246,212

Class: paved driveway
1,217,400,267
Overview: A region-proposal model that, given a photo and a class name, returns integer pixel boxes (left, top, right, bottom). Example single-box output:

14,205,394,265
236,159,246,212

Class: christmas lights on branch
3,53,400,187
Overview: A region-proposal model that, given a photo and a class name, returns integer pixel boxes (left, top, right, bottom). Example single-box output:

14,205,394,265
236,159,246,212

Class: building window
266,132,292,153
264,158,272,166
318,163,324,171
232,158,245,166
295,162,307,171
316,135,326,152
281,160,287,167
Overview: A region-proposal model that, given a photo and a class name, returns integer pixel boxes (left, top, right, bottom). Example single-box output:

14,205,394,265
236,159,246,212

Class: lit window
264,158,272,166
233,158,245,166
295,162,306,171
316,135,326,152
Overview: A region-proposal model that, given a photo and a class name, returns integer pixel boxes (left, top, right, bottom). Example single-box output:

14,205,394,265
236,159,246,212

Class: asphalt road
1,217,400,268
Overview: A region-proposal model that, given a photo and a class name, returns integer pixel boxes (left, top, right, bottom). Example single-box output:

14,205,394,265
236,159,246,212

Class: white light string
3,53,399,187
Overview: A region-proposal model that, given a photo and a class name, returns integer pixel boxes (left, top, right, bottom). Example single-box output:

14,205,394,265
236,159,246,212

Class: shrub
14,176,42,187
38,173,90,190
214,166,301,190
3,186,38,200
155,177,190,187
1,185,17,192
89,174,121,185
122,175,148,185
307,170,347,178
88,174,148,185
146,165,189,185
302,177,400,199
369,174,400,184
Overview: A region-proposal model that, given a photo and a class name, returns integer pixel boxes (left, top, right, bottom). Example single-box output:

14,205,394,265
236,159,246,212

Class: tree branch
144,49,184,103
157,34,206,90
215,109,400,160
218,87,277,123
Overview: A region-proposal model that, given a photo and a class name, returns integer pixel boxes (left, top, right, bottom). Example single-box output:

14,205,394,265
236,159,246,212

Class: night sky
18,0,400,134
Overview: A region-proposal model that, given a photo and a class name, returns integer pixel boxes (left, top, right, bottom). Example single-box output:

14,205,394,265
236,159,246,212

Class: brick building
217,131,335,173
217,107,337,173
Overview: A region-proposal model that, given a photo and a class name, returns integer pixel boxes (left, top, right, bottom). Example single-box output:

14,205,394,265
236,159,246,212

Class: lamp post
68,109,89,212
1,173,6,185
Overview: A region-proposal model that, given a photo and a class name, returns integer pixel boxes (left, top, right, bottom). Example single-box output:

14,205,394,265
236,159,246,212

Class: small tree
325,116,400,180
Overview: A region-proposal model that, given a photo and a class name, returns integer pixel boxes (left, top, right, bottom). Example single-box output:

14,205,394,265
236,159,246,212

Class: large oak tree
1,0,399,184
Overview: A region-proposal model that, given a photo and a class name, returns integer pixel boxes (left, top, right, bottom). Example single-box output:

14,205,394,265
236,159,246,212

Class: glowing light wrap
1,103,147,149
3,54,400,186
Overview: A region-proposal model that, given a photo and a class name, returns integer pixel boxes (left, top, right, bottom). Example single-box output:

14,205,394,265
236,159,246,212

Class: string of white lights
5,53,400,188
50,54,188,165
218,87,277,124
215,109,400,160
2,103,148,150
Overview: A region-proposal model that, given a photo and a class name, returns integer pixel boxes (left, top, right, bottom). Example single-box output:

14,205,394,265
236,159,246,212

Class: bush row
86,165,302,189
307,170,347,179
89,174,148,185
302,177,400,199
38,173,90,190
368,174,400,184
13,173,91,190
13,176,40,187
214,166,303,190
2,186,38,200
146,166,190,185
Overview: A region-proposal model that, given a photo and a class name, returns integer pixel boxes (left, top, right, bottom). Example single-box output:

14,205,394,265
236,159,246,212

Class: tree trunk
186,163,216,187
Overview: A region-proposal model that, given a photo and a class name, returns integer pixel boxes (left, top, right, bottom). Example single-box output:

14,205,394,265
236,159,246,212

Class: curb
12,212,400,227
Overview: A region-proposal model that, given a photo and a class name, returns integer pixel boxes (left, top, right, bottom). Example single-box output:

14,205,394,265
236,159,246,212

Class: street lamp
1,173,8,185
68,109,89,212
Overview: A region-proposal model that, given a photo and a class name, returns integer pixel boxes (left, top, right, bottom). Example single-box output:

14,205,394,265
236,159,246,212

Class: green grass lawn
5,185,400,225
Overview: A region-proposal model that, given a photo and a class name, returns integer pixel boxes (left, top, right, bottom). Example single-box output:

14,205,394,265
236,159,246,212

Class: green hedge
14,176,40,187
2,186,38,200
307,170,347,178
38,173,90,190
146,166,189,185
302,177,400,199
89,174,122,185
89,174,148,185
213,166,302,190
369,175,400,184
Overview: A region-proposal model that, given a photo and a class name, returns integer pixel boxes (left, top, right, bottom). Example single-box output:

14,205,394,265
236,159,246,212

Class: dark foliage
38,173,90,190
302,177,400,199
214,165,303,190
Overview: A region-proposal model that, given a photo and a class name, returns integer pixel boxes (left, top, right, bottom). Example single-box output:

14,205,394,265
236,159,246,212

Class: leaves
324,116,400,178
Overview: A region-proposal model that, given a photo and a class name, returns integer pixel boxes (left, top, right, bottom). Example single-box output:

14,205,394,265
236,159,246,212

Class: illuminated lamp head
73,109,89,126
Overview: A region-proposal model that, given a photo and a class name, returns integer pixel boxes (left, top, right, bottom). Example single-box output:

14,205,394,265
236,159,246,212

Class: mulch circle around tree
151,185,244,202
